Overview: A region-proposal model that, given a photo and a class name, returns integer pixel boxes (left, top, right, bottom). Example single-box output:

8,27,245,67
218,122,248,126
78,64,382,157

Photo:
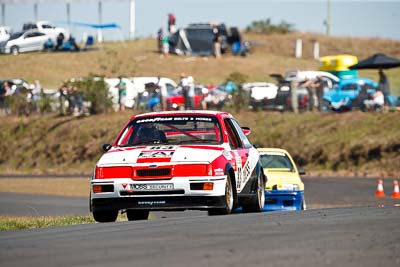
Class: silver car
0,30,49,55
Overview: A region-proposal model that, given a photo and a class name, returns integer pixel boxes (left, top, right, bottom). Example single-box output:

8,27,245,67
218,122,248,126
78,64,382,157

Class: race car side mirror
298,168,306,175
241,127,251,136
102,144,112,152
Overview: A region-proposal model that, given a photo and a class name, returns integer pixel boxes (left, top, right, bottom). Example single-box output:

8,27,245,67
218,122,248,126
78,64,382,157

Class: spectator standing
59,82,68,115
313,76,326,111
0,81,11,116
213,28,221,59
187,76,195,109
168,13,176,34
378,69,390,100
157,76,168,111
162,36,169,56
298,79,315,111
32,80,42,99
117,77,127,112
157,28,163,53
178,73,189,109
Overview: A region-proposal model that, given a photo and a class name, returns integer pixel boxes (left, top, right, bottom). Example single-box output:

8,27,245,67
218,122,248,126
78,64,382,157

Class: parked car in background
285,70,340,88
322,77,378,112
0,78,30,94
258,148,306,211
242,82,279,110
90,110,265,222
0,30,49,55
22,21,69,42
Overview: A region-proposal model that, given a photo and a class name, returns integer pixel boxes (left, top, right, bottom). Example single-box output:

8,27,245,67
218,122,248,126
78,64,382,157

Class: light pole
34,3,38,21
98,1,103,43
326,0,331,36
129,0,135,40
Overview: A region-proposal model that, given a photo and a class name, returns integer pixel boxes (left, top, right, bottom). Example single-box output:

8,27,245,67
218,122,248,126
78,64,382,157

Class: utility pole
66,2,71,31
34,3,38,21
1,3,5,26
326,0,331,36
129,0,135,40
97,1,103,43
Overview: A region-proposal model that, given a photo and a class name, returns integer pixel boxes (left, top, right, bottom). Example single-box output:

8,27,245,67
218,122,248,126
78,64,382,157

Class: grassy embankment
0,111,399,177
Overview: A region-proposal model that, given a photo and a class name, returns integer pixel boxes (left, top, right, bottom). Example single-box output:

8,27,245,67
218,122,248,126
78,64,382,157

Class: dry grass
0,32,399,94
0,178,89,197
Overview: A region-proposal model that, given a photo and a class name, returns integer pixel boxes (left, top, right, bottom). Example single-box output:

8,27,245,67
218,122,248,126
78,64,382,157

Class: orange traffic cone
391,180,400,199
375,179,385,197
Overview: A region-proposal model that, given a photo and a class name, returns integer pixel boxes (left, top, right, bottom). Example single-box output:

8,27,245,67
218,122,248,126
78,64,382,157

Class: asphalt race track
1,177,400,267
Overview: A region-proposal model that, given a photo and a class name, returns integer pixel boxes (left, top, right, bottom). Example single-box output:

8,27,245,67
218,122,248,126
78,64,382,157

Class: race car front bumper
91,195,226,211
263,190,304,211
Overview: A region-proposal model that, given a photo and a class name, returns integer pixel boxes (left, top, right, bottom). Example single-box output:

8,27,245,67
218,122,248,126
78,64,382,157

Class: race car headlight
95,166,132,179
173,164,212,176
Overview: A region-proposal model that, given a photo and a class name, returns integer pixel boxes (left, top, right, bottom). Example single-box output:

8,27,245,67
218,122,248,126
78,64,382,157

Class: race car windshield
259,153,294,171
116,115,223,146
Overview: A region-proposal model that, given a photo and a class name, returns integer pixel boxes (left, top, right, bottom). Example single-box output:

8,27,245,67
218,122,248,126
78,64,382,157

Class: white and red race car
90,110,265,222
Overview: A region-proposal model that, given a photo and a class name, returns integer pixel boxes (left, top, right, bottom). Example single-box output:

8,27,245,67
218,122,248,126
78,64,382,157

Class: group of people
157,13,177,57
43,32,80,52
297,76,327,112
157,13,223,59
59,82,84,116
0,80,43,116
296,69,391,112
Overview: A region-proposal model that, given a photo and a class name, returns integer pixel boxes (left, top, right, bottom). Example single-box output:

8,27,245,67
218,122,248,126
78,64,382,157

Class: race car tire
208,174,234,216
93,210,118,223
127,209,150,221
242,172,265,213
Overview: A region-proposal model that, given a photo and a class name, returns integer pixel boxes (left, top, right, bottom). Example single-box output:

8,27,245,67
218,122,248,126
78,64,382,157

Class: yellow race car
258,148,306,211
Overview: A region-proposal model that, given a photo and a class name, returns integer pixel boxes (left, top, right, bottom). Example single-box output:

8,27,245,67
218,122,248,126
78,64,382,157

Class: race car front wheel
208,175,234,216
127,209,150,221
93,210,118,223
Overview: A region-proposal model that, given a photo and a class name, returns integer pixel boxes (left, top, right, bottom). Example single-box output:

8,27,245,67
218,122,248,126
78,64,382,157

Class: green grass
0,215,95,231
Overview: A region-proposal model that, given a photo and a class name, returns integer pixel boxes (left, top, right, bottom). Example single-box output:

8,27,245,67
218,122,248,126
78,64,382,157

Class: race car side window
230,119,253,149
224,119,241,149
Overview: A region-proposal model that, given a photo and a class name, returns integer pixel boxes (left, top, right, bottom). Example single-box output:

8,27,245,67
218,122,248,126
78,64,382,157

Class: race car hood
97,145,225,166
264,168,304,190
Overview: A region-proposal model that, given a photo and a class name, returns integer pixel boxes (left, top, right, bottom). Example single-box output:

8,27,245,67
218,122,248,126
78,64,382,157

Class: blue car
322,78,378,111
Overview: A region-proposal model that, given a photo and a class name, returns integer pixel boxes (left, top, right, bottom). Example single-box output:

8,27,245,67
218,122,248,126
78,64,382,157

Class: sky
1,0,400,42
